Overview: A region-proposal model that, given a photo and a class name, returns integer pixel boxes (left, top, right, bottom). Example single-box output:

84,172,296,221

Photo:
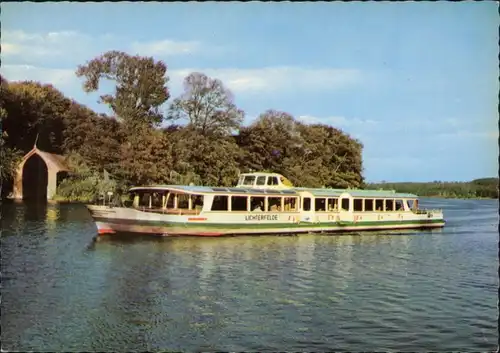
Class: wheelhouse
236,172,294,189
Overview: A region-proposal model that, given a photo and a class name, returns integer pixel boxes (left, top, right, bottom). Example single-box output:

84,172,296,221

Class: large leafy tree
237,110,364,188
76,50,170,127
114,123,174,187
167,128,242,186
168,72,244,137
237,110,302,172
1,80,71,154
284,123,364,188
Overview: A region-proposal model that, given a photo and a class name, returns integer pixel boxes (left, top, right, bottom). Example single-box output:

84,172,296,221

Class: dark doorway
22,155,48,201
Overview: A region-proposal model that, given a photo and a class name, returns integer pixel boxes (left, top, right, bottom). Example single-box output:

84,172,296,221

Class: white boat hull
88,205,445,237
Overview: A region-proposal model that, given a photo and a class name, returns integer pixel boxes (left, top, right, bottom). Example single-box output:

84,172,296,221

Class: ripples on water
1,198,498,351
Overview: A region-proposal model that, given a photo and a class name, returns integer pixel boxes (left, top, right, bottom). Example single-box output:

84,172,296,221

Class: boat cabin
124,180,420,217
236,172,294,189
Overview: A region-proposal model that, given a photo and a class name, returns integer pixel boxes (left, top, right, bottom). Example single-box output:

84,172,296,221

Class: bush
54,152,117,202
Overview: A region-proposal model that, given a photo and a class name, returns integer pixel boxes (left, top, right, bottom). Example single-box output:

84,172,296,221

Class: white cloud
2,29,222,66
2,30,92,59
1,65,77,90
3,30,362,95
169,67,362,95
131,39,203,56
297,114,378,127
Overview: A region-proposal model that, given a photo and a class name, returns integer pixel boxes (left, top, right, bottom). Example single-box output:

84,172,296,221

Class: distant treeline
368,178,499,199
0,51,364,201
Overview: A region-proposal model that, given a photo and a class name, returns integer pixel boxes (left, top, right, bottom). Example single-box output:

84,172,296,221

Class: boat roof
130,185,418,198
294,187,417,198
346,190,417,198
239,172,283,176
129,185,299,196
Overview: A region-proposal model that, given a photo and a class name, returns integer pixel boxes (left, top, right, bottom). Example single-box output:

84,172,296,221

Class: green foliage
76,51,170,127
54,152,117,202
1,80,71,154
0,131,23,183
237,112,364,188
368,179,499,199
114,123,174,187
168,72,244,136
2,51,368,201
167,128,242,186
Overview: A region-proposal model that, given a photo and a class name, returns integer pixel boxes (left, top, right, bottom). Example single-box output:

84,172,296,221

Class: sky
1,2,498,183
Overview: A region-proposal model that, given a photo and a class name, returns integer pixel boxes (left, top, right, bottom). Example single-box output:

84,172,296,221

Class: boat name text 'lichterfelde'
244,214,279,221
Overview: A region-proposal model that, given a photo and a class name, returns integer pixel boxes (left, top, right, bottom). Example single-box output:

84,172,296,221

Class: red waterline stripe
195,232,224,237
98,228,116,235
188,217,208,221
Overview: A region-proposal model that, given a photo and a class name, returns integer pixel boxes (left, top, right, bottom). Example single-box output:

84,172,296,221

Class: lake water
1,198,498,351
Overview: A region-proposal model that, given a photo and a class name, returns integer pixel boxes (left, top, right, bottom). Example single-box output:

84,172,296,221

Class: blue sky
2,2,498,183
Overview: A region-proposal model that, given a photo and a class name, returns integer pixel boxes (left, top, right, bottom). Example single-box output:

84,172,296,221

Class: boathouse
12,146,70,201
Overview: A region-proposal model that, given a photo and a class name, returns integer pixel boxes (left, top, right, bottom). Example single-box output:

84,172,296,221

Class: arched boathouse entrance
12,147,70,201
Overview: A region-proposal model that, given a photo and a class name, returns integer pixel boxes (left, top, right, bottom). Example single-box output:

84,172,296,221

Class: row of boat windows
239,175,280,186
214,196,413,212
131,192,416,212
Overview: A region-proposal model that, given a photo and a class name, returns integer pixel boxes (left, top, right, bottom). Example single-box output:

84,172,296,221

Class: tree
62,105,121,173
168,72,244,137
1,80,72,154
76,51,170,127
168,128,242,186
113,124,174,187
55,152,117,202
237,110,301,172
0,129,23,197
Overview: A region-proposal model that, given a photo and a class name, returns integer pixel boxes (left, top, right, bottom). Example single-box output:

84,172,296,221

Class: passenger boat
87,172,445,237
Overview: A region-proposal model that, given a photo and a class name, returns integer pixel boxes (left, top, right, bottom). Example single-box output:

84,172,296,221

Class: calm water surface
1,198,498,351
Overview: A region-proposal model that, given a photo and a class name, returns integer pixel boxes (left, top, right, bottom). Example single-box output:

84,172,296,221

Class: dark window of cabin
231,196,248,211
267,176,279,185
139,193,151,207
364,199,374,212
211,195,229,211
407,200,415,209
151,192,163,208
315,198,326,211
303,198,311,211
250,196,265,211
192,195,204,210
256,176,266,185
177,194,190,209
267,197,281,211
341,198,350,211
243,176,255,185
395,199,405,211
166,193,174,208
386,199,394,211
375,199,384,211
284,197,297,211
353,199,363,212
327,198,338,211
